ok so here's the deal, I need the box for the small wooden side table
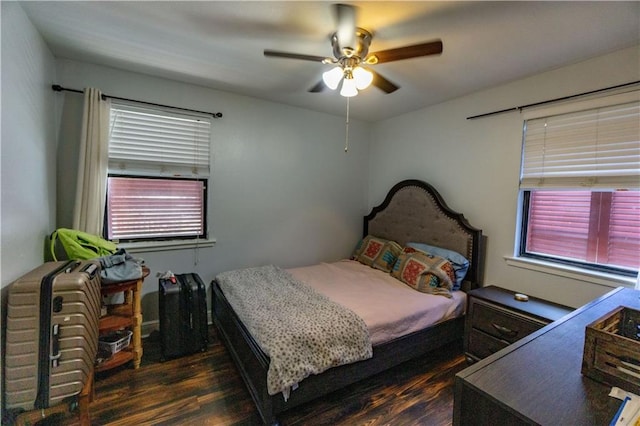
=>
[96,266,149,372]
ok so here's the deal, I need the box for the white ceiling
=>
[20,1,640,122]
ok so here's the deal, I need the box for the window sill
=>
[118,238,216,254]
[504,256,636,289]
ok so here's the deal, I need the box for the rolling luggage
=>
[159,273,208,360]
[4,260,102,412]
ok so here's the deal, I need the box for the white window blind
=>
[108,102,212,177]
[525,191,640,270]
[609,191,640,269]
[521,96,640,190]
[106,177,204,240]
[526,191,592,260]
[105,101,211,241]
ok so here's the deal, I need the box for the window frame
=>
[104,174,208,243]
[104,101,213,245]
[517,190,638,278]
[515,90,640,279]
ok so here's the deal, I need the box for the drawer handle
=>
[492,323,517,338]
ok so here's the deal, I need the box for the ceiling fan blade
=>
[264,50,327,62]
[368,40,443,64]
[371,70,399,94]
[333,3,357,51]
[308,80,326,93]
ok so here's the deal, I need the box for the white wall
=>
[54,59,371,324]
[1,3,58,288]
[369,45,640,308]
[1,2,59,409]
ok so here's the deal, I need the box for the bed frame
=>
[212,179,484,425]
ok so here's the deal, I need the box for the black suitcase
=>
[159,273,208,360]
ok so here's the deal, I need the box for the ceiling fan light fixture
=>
[265,4,443,98]
[340,76,358,97]
[353,66,373,90]
[322,67,344,90]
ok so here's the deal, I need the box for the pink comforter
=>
[288,259,466,346]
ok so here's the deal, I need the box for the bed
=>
[211,179,484,425]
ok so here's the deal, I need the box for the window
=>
[106,176,206,240]
[522,190,640,273]
[106,102,212,242]
[518,92,640,276]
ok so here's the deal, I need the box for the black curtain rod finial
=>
[52,84,84,95]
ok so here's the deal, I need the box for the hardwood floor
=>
[63,326,467,426]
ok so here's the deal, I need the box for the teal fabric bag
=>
[97,249,143,284]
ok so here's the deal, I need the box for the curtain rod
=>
[51,84,223,118]
[466,80,640,120]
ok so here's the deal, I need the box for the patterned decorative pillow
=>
[352,235,402,272]
[391,247,456,298]
[406,242,470,291]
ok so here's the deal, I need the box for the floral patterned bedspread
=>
[216,265,372,397]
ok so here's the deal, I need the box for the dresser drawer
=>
[467,329,509,359]
[471,302,543,344]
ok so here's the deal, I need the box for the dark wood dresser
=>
[454,286,640,426]
[464,285,573,362]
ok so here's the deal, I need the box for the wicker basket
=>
[98,330,133,356]
[582,306,640,394]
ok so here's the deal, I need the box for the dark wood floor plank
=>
[55,326,465,425]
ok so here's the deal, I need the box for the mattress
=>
[288,259,467,346]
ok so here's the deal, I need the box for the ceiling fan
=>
[264,3,443,97]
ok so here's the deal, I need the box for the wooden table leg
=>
[78,371,93,425]
[132,277,143,368]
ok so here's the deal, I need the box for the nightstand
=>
[464,285,573,363]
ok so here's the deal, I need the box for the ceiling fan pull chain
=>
[345,97,350,152]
